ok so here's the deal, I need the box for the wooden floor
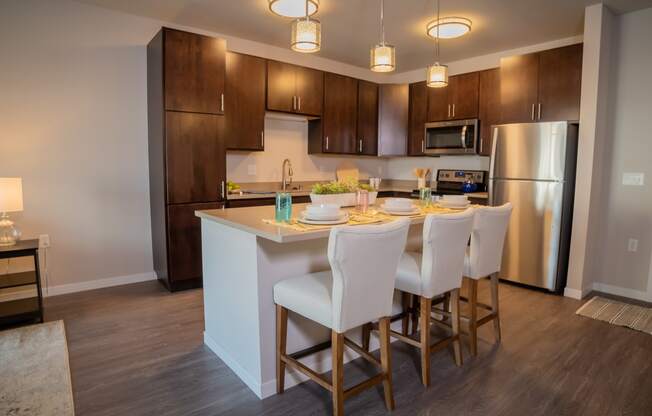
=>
[44,280,652,416]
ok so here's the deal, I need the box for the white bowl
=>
[306,203,340,217]
[302,210,344,221]
[384,198,413,210]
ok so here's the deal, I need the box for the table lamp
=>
[0,178,24,246]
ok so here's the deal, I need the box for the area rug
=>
[0,320,75,415]
[576,296,652,335]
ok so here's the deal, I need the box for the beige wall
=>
[592,7,652,301]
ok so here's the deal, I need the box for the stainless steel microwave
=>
[424,119,478,155]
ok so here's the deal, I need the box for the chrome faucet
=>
[281,158,293,191]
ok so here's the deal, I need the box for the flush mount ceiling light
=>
[426,16,472,39]
[370,0,395,72]
[290,1,321,53]
[426,0,448,88]
[269,0,319,18]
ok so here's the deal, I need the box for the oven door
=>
[424,119,478,155]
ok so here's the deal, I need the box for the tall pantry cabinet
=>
[147,28,227,291]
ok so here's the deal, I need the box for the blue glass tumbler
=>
[275,192,292,223]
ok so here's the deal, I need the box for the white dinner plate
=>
[380,208,421,216]
[298,213,349,225]
[380,204,416,212]
[302,210,345,221]
[439,201,471,209]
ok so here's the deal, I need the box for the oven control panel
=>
[437,169,486,184]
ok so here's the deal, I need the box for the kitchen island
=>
[196,201,430,399]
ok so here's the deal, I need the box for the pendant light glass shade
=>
[426,17,472,39]
[269,0,319,18]
[426,63,448,88]
[291,18,321,53]
[370,43,396,72]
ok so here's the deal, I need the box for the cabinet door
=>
[450,72,479,119]
[267,60,296,113]
[537,44,583,122]
[167,202,222,282]
[164,29,225,114]
[225,52,266,150]
[478,68,501,156]
[357,80,379,155]
[322,73,357,154]
[500,53,539,123]
[408,81,428,155]
[295,66,324,116]
[166,112,225,204]
[427,84,450,121]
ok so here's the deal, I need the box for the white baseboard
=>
[563,287,584,299]
[591,282,651,302]
[44,271,157,297]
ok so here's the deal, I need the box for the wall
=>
[227,115,385,183]
[592,7,652,301]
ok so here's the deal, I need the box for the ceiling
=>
[75,0,652,73]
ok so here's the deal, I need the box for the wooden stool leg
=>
[378,317,395,411]
[276,304,288,394]
[401,292,410,336]
[361,323,371,352]
[441,292,450,322]
[490,273,501,342]
[332,331,344,416]
[419,296,432,387]
[411,294,419,335]
[450,288,463,367]
[468,279,479,356]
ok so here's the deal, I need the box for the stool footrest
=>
[343,373,385,400]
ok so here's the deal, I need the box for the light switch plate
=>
[627,238,638,252]
[622,172,644,186]
[247,164,256,175]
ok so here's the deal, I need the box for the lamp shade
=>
[0,178,23,212]
[370,43,396,72]
[291,18,321,53]
[427,63,449,88]
[269,0,319,18]
[426,17,472,39]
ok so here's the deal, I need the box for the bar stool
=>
[274,220,410,416]
[463,203,513,356]
[372,210,475,387]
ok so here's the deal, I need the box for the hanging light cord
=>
[380,0,385,45]
[435,0,441,62]
[305,0,309,21]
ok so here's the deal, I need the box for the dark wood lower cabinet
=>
[166,202,223,291]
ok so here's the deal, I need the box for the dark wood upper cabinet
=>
[267,61,323,116]
[225,52,266,150]
[537,44,583,121]
[295,66,324,116]
[478,68,501,156]
[408,81,428,156]
[164,28,225,114]
[449,72,479,119]
[427,84,449,122]
[321,73,358,154]
[500,52,539,123]
[167,202,222,282]
[165,112,225,204]
[357,80,379,155]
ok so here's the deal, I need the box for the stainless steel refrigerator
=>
[489,122,578,292]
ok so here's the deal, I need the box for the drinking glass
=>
[357,190,369,214]
[275,192,292,222]
[419,188,432,207]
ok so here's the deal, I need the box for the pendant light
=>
[426,0,448,88]
[370,0,395,72]
[269,0,319,18]
[290,0,321,53]
[427,17,472,39]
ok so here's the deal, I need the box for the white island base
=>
[198,204,423,399]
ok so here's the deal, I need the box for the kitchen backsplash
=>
[226,115,489,184]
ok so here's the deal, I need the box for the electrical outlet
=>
[627,238,638,252]
[622,173,644,186]
[39,234,50,248]
[247,164,256,175]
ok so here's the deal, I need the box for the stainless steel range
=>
[412,169,488,197]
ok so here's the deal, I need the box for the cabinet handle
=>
[292,96,296,111]
[421,140,425,154]
[537,103,542,120]
[448,104,451,118]
[325,136,329,150]
[221,93,225,113]
[480,138,483,154]
[359,139,363,153]
[261,130,264,148]
[221,181,225,199]
[452,104,456,118]
[298,96,301,111]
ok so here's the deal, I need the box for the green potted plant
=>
[310,179,378,206]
